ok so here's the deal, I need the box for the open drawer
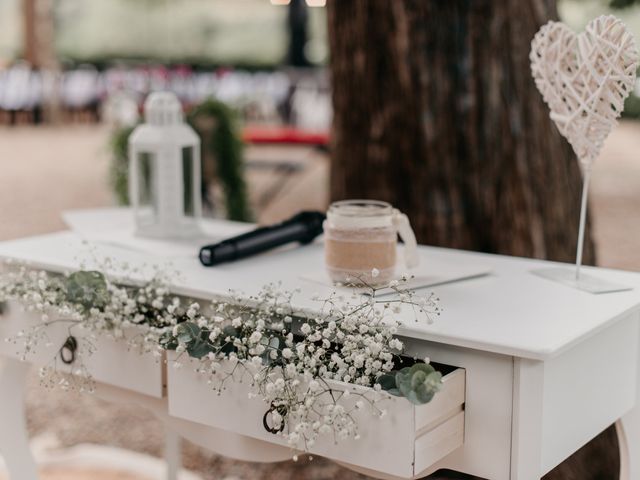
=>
[167,352,465,479]
[0,300,164,398]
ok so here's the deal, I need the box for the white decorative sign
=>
[530,15,639,290]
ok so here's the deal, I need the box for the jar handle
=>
[393,210,419,269]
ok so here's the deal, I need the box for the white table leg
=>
[510,358,544,480]
[619,398,640,480]
[164,425,181,480]
[0,357,38,480]
[616,420,630,480]
[617,312,640,480]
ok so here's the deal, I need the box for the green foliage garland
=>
[188,99,252,222]
[109,125,135,207]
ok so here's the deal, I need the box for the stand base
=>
[532,267,633,294]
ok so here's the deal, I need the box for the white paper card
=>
[300,259,491,296]
[62,208,254,259]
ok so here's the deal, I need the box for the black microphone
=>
[199,211,326,266]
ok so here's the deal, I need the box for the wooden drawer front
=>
[167,353,465,479]
[0,300,164,398]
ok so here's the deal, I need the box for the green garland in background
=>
[109,125,135,207]
[188,100,251,222]
[109,99,252,222]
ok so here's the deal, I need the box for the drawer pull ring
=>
[60,336,78,365]
[263,404,287,434]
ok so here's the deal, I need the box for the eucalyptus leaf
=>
[66,271,109,310]
[187,338,212,359]
[220,325,239,354]
[175,322,201,344]
[395,364,443,406]
[222,325,239,338]
[260,335,283,365]
[378,373,402,397]
[159,331,179,350]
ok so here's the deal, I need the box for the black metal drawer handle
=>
[60,336,77,365]
[263,403,287,434]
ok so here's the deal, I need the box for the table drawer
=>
[167,352,465,479]
[0,300,164,398]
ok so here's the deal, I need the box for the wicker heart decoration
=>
[530,15,638,168]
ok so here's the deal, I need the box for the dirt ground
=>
[590,122,640,270]
[1,121,639,479]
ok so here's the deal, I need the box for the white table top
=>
[2,208,640,361]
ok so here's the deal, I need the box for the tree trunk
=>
[327,0,608,479]
[22,0,38,66]
[327,0,595,264]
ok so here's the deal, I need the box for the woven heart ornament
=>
[530,15,638,169]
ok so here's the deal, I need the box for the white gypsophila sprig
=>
[166,274,441,451]
[1,260,442,452]
[0,259,178,390]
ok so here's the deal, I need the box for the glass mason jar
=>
[324,200,419,286]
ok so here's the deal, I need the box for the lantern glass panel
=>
[136,152,157,225]
[182,146,195,217]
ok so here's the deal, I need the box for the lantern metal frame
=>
[128,92,202,239]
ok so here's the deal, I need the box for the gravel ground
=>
[1,122,640,479]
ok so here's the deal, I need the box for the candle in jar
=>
[324,200,398,285]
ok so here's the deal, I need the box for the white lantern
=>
[128,92,202,238]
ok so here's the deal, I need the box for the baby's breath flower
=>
[0,259,441,453]
[249,331,262,344]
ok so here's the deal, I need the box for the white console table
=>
[2,210,640,480]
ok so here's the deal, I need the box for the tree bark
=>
[22,0,38,66]
[327,1,608,479]
[327,0,595,264]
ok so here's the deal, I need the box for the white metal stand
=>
[532,168,632,294]
[575,168,592,280]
